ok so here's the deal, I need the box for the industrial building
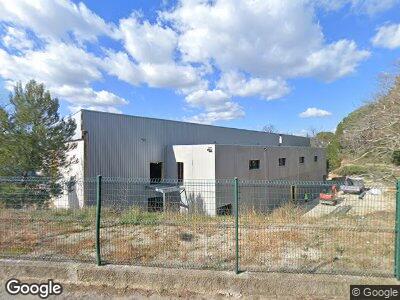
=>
[57,110,326,214]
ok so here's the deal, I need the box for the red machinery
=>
[319,185,338,206]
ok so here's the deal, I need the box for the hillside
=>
[315,75,400,181]
[338,76,399,162]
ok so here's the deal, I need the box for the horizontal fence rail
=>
[0,176,397,277]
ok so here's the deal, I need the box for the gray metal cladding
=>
[80,110,311,178]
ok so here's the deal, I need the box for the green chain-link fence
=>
[0,177,97,263]
[0,176,398,277]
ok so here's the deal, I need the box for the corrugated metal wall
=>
[80,110,311,178]
[215,145,326,181]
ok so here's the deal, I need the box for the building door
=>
[177,162,184,182]
[150,162,162,184]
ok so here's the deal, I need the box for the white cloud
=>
[104,15,206,94]
[103,51,206,91]
[372,23,400,49]
[102,51,142,85]
[0,43,101,87]
[0,43,127,109]
[299,107,332,118]
[185,89,230,109]
[184,89,244,124]
[355,0,399,14]
[0,0,115,42]
[185,104,245,124]
[160,0,368,122]
[217,71,290,100]
[0,0,373,123]
[314,0,399,15]
[0,1,127,113]
[303,40,370,81]
[163,0,368,81]
[118,16,177,64]
[0,42,103,84]
[140,63,205,90]
[1,26,33,51]
[54,86,127,106]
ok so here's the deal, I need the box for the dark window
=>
[150,162,162,184]
[314,155,318,162]
[249,160,260,170]
[177,162,184,182]
[278,158,286,166]
[299,156,305,164]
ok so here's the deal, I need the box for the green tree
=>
[312,132,341,172]
[0,81,76,207]
[0,80,76,177]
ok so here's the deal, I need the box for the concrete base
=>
[0,259,397,299]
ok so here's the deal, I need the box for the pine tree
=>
[0,80,76,207]
[0,80,76,177]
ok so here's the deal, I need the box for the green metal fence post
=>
[395,180,400,279]
[96,175,102,266]
[234,177,239,274]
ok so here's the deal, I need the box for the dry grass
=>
[0,211,92,260]
[105,228,183,264]
[317,229,394,272]
[1,218,46,255]
[0,193,396,275]
[0,221,39,255]
[240,203,306,226]
[242,228,306,261]
[49,237,95,258]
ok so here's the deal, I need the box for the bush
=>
[0,182,50,208]
[392,150,400,166]
[0,179,62,209]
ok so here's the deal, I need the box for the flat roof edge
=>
[81,109,309,140]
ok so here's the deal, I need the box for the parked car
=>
[340,177,365,194]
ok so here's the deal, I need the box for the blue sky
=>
[0,0,400,135]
